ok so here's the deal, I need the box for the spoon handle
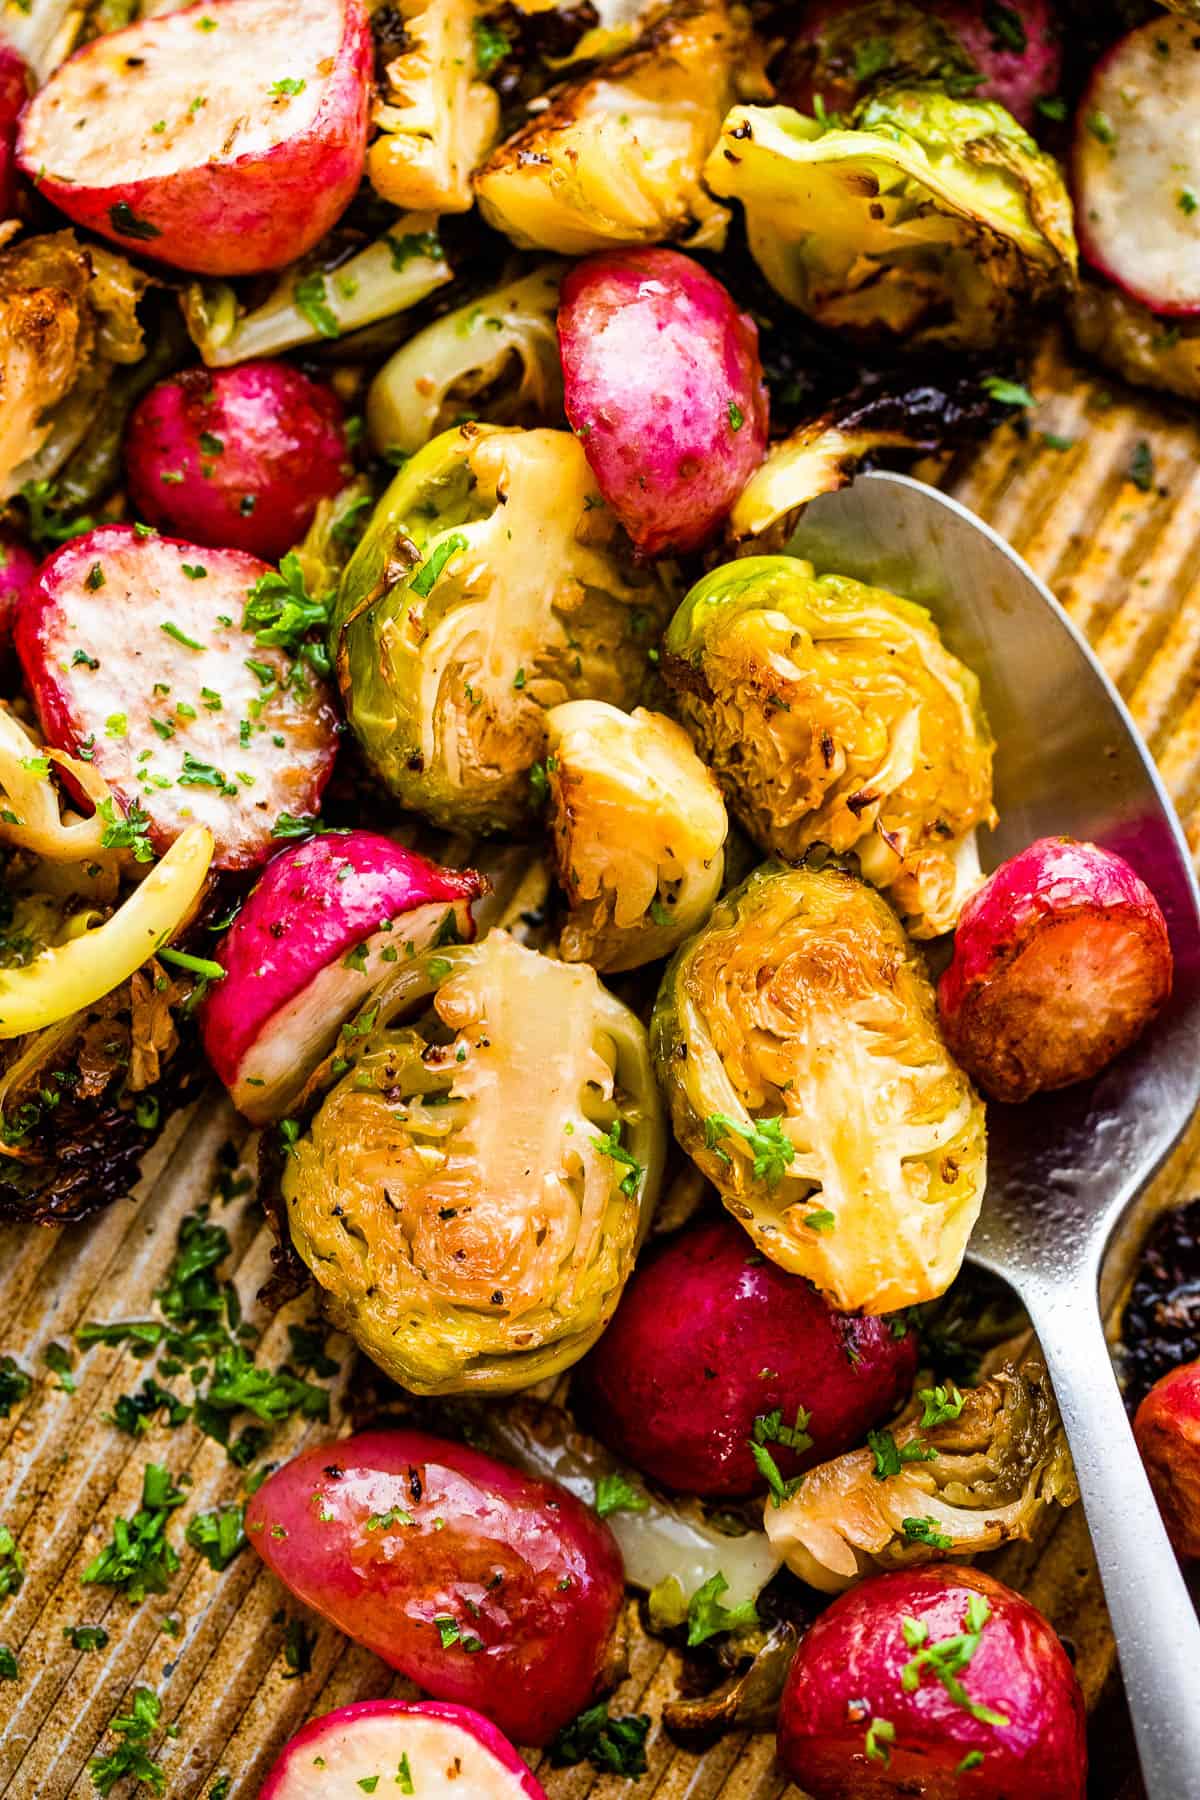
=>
[1023,1280,1200,1800]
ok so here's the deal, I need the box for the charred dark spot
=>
[323,1465,345,1480]
[408,1467,424,1503]
[820,730,835,768]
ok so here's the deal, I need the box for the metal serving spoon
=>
[790,470,1200,1800]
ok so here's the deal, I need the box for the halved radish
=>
[0,47,30,220]
[1073,17,1200,315]
[16,0,371,277]
[260,1701,547,1800]
[0,528,37,662]
[938,836,1173,1102]
[200,831,485,1123]
[15,525,338,872]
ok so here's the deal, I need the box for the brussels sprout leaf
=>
[686,1571,760,1646]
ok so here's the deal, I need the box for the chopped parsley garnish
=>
[918,1383,965,1427]
[85,561,105,591]
[958,1750,985,1773]
[473,14,511,70]
[108,201,161,240]
[804,1207,836,1232]
[243,551,331,675]
[1036,95,1067,122]
[1130,440,1156,493]
[185,1502,247,1571]
[365,1506,416,1531]
[594,1472,648,1518]
[899,1594,1010,1727]
[281,1616,315,1679]
[20,478,95,547]
[686,1570,759,1646]
[549,1703,652,1777]
[72,648,100,669]
[272,811,320,839]
[89,1688,168,1796]
[106,713,128,738]
[157,948,227,982]
[0,1645,15,1679]
[161,621,204,651]
[396,1754,414,1794]
[867,1428,938,1481]
[703,1112,795,1186]
[105,1379,190,1437]
[178,752,237,795]
[43,1341,77,1392]
[854,37,893,81]
[0,1524,24,1598]
[294,270,340,339]
[268,77,306,96]
[182,562,208,580]
[434,1614,460,1648]
[411,532,468,597]
[591,1118,645,1199]
[65,1624,110,1651]
[749,1404,812,1505]
[0,1356,32,1417]
[81,1463,185,1601]
[983,3,1025,52]
[386,230,444,272]
[99,797,156,863]
[1086,109,1116,146]
[728,400,744,432]
[902,1515,953,1550]
[982,376,1035,408]
[864,1717,895,1765]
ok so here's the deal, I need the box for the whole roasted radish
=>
[261,1701,547,1800]
[15,525,339,870]
[17,0,371,276]
[124,362,349,559]
[938,837,1172,1102]
[1135,1360,1200,1560]
[1073,16,1200,315]
[247,1430,625,1745]
[0,46,30,219]
[576,1215,917,1498]
[777,1565,1087,1798]
[557,248,768,556]
[200,831,485,1122]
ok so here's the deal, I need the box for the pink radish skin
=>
[558,248,769,556]
[938,836,1173,1103]
[0,47,30,219]
[16,525,338,871]
[1134,1362,1200,1561]
[1073,18,1200,316]
[247,1430,626,1746]
[260,1701,548,1800]
[200,832,484,1122]
[16,0,371,276]
[0,529,37,660]
[929,1,1060,128]
[577,1215,917,1498]
[778,1566,1087,1798]
[124,362,349,560]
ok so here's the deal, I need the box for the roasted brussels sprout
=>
[650,861,987,1314]
[282,929,665,1393]
[763,1360,1077,1592]
[1071,278,1200,404]
[544,701,727,972]
[663,555,995,938]
[367,0,500,213]
[474,0,736,254]
[366,265,564,460]
[329,423,675,833]
[703,90,1077,349]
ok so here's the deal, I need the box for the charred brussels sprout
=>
[650,861,986,1314]
[763,1360,1077,1592]
[703,90,1076,349]
[330,423,674,833]
[474,0,736,254]
[366,265,564,460]
[367,0,501,213]
[544,701,728,972]
[282,930,665,1392]
[663,555,995,938]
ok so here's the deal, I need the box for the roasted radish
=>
[777,1566,1087,1798]
[1073,17,1200,315]
[199,831,484,1123]
[260,1701,547,1800]
[0,47,30,220]
[557,248,769,556]
[938,837,1173,1102]
[124,361,349,559]
[16,0,372,276]
[247,1430,626,1745]
[576,1215,917,1499]
[15,526,339,871]
[0,528,36,660]
[1134,1360,1200,1560]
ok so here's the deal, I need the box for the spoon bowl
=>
[790,469,1200,1800]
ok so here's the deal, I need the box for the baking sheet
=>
[2,321,1199,1797]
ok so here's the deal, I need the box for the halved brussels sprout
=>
[367,0,500,212]
[764,1360,1077,1592]
[663,555,995,938]
[329,423,674,833]
[282,929,665,1393]
[474,0,736,254]
[366,265,565,460]
[544,700,728,972]
[703,90,1077,348]
[650,860,986,1314]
